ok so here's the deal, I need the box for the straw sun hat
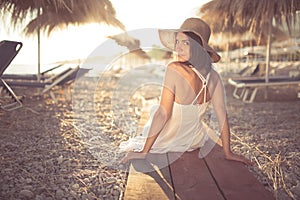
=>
[159,17,221,63]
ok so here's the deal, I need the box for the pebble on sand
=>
[19,189,34,199]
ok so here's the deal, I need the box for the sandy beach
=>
[1,0,299,199]
[0,66,300,200]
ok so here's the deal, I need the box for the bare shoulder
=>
[165,62,187,76]
[209,67,222,82]
[167,62,185,71]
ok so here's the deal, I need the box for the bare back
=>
[166,62,211,105]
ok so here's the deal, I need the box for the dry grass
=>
[232,132,297,200]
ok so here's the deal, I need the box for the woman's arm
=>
[219,114,253,165]
[211,72,253,165]
[210,74,231,155]
[141,84,175,152]
[142,64,176,152]
[120,65,176,163]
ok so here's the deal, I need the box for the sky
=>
[1,0,209,74]
[110,0,208,30]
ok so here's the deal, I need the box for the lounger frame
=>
[228,76,300,103]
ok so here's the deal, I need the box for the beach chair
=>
[2,66,90,103]
[0,40,24,111]
[228,76,300,103]
[1,63,65,81]
[237,63,263,77]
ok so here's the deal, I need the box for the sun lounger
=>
[2,66,90,102]
[1,40,91,108]
[228,76,300,103]
[0,40,24,111]
[1,63,65,81]
[237,64,263,77]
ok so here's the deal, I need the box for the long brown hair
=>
[179,32,212,75]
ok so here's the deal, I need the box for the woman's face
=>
[175,32,191,62]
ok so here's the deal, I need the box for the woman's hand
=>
[225,151,254,166]
[120,151,147,164]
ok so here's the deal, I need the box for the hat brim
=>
[158,29,221,63]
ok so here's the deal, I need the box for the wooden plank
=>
[124,153,175,200]
[168,150,225,200]
[204,145,275,200]
[124,142,275,200]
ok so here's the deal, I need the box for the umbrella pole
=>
[264,14,273,100]
[265,22,272,83]
[265,3,274,84]
[37,8,41,82]
[38,27,41,82]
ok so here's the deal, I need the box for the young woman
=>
[120,18,252,165]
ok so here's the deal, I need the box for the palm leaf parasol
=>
[0,0,125,80]
[108,33,150,61]
[198,0,300,82]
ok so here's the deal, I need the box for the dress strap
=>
[191,68,210,105]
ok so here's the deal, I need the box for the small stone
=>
[57,155,64,164]
[112,189,120,196]
[72,183,80,190]
[83,178,89,184]
[55,189,64,199]
[23,185,34,191]
[276,188,290,200]
[34,194,44,200]
[69,190,77,197]
[291,183,300,197]
[19,189,34,199]
[81,193,88,199]
[103,194,113,199]
[113,185,119,190]
[98,187,106,195]
[2,184,9,191]
[106,178,116,184]
[87,192,96,200]
[25,178,32,184]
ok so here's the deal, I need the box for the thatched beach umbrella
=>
[199,0,300,82]
[108,33,140,51]
[0,0,125,80]
[200,0,248,35]
[200,14,287,51]
[108,33,150,66]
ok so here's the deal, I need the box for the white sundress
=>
[119,68,212,153]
